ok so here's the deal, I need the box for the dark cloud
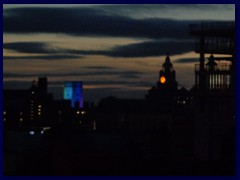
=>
[3,70,144,78]
[3,7,195,39]
[82,70,143,77]
[4,40,194,58]
[81,66,143,79]
[3,80,33,90]
[94,4,235,21]
[3,42,82,60]
[106,40,194,57]
[3,55,82,60]
[4,5,232,58]
[3,79,149,87]
[97,4,234,13]
[83,66,117,70]
[175,58,199,63]
[119,74,141,79]
[3,42,56,54]
[67,40,195,57]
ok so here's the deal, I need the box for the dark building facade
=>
[189,22,235,164]
[146,55,178,109]
[4,78,53,128]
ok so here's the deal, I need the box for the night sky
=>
[3,4,235,103]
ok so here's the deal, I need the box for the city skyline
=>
[3,4,235,103]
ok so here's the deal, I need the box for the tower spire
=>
[163,53,173,72]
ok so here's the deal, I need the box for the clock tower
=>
[146,54,178,104]
[157,54,178,91]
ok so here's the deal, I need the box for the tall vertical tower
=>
[189,22,235,162]
[157,55,178,91]
[38,77,48,96]
[73,82,83,108]
[146,54,178,104]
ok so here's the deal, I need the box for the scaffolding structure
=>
[189,21,235,91]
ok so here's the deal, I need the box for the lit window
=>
[4,118,6,122]
[20,118,23,122]
[43,127,51,131]
[4,111,6,115]
[81,111,86,115]
[29,131,35,135]
[32,91,35,94]
[76,111,80,115]
[38,105,42,108]
[38,112,41,115]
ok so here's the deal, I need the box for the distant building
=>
[38,77,48,95]
[4,77,54,128]
[63,82,83,108]
[3,89,29,128]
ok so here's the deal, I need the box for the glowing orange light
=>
[160,76,166,84]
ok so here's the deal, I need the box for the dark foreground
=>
[3,125,235,176]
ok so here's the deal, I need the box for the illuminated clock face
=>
[160,76,166,84]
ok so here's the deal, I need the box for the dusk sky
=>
[3,4,235,103]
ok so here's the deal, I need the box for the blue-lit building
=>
[64,82,83,108]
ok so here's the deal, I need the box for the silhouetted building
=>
[146,54,178,108]
[26,79,54,127]
[158,54,178,90]
[175,87,193,106]
[3,90,29,128]
[194,54,233,91]
[4,77,54,128]
[64,82,83,108]
[190,22,235,163]
[189,21,235,91]
[38,77,48,96]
